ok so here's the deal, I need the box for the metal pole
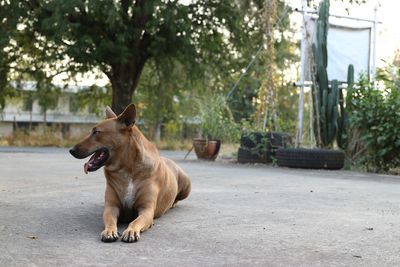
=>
[309,84,313,144]
[295,0,308,148]
[262,105,268,131]
[372,5,378,88]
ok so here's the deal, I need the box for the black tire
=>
[268,132,292,148]
[240,132,264,149]
[240,132,292,149]
[237,147,273,163]
[237,147,263,163]
[276,148,345,170]
[238,147,272,163]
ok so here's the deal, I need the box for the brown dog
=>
[69,104,191,242]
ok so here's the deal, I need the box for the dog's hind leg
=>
[162,157,191,204]
[175,169,191,202]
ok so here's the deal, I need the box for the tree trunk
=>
[43,109,47,123]
[154,122,161,141]
[29,110,33,131]
[109,61,146,115]
[111,81,134,115]
[42,109,47,132]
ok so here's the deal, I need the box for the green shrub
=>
[348,79,400,172]
[196,94,240,142]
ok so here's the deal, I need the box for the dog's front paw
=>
[101,228,120,242]
[121,228,140,243]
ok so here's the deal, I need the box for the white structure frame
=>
[295,1,381,147]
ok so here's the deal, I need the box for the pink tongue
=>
[84,162,89,174]
[83,151,101,174]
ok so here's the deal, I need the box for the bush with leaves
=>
[196,94,240,142]
[348,78,400,172]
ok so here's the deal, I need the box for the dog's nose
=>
[69,147,87,159]
[69,148,76,156]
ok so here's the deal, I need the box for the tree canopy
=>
[0,0,301,139]
[1,0,257,114]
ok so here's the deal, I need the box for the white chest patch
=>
[123,180,136,209]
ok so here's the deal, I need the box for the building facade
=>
[0,82,102,137]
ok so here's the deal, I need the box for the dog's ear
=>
[105,106,117,119]
[117,103,136,128]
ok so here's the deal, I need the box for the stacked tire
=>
[237,132,292,164]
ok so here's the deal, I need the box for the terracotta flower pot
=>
[193,138,221,161]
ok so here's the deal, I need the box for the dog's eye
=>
[92,130,99,136]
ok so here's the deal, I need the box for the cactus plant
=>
[337,64,354,149]
[312,0,339,148]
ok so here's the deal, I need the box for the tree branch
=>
[138,31,152,61]
[121,0,130,15]
[27,0,40,9]
[132,0,154,39]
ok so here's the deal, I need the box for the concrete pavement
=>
[1,147,400,266]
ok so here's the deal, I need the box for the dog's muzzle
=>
[70,147,110,174]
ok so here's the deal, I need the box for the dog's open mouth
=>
[84,148,109,174]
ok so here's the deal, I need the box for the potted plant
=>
[193,94,239,160]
